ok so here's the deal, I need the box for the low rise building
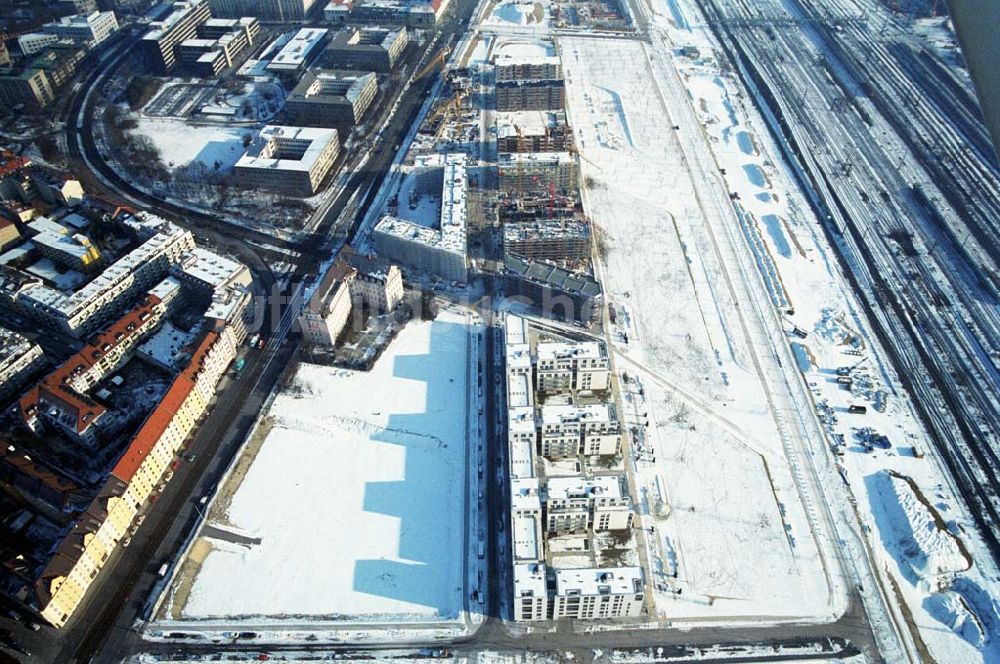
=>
[373,152,467,283]
[503,219,591,262]
[0,326,44,402]
[265,28,329,78]
[234,125,340,196]
[286,69,378,126]
[325,26,407,73]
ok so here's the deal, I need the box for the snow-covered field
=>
[560,35,838,623]
[639,0,1000,660]
[161,313,471,623]
[134,118,249,171]
[486,0,549,27]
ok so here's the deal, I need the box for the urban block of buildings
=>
[299,245,403,347]
[325,26,408,73]
[323,0,447,27]
[373,152,468,283]
[504,314,644,622]
[209,0,317,20]
[286,69,378,127]
[0,208,251,628]
[0,45,86,110]
[234,125,340,196]
[0,156,85,210]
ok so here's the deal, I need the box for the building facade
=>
[140,0,213,73]
[286,69,378,126]
[0,327,44,402]
[325,26,407,72]
[209,0,317,20]
[234,125,340,196]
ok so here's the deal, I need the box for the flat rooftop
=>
[514,562,548,598]
[540,402,616,426]
[537,340,605,362]
[496,110,566,139]
[236,125,339,173]
[290,69,376,104]
[267,28,328,70]
[506,366,532,407]
[554,566,643,596]
[546,475,627,502]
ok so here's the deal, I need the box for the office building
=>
[373,152,467,283]
[140,0,213,73]
[209,0,317,20]
[326,26,407,72]
[0,68,54,109]
[41,11,120,47]
[177,17,260,76]
[266,28,329,78]
[286,69,377,126]
[234,125,340,196]
[324,0,446,28]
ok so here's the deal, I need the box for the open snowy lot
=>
[134,118,250,171]
[159,312,471,623]
[560,35,842,623]
[637,0,1000,660]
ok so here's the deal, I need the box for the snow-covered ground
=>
[560,35,839,624]
[160,313,472,624]
[486,0,549,27]
[635,0,1000,660]
[134,118,250,171]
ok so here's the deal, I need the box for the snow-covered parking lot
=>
[158,313,473,625]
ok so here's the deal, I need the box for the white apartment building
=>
[374,153,468,283]
[18,34,60,56]
[539,403,621,457]
[536,341,610,393]
[0,326,43,401]
[170,246,253,300]
[513,562,548,622]
[545,476,633,533]
[551,567,644,619]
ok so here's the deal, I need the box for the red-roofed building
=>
[17,295,166,446]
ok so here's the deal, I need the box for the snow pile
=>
[489,1,546,26]
[924,591,986,649]
[868,471,969,587]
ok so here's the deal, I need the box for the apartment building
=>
[494,55,561,82]
[498,151,578,194]
[551,568,644,619]
[326,26,407,72]
[209,0,316,20]
[18,294,166,446]
[0,218,20,251]
[0,327,43,402]
[37,324,239,627]
[26,217,102,272]
[503,219,591,262]
[374,152,468,283]
[539,403,621,457]
[286,69,378,126]
[502,254,602,326]
[496,110,571,153]
[299,247,403,347]
[536,341,610,393]
[140,0,213,73]
[170,246,253,301]
[544,476,633,532]
[235,125,340,196]
[9,220,195,337]
[496,79,565,112]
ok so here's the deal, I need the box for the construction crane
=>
[414,44,453,81]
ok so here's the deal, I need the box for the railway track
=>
[693,0,1000,567]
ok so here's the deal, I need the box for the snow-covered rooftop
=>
[553,567,643,596]
[513,515,542,562]
[546,475,626,502]
[236,125,339,174]
[536,340,605,362]
[514,562,547,598]
[540,402,616,427]
[266,28,328,71]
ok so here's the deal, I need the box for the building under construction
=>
[503,219,592,262]
[498,152,578,196]
[497,110,572,153]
